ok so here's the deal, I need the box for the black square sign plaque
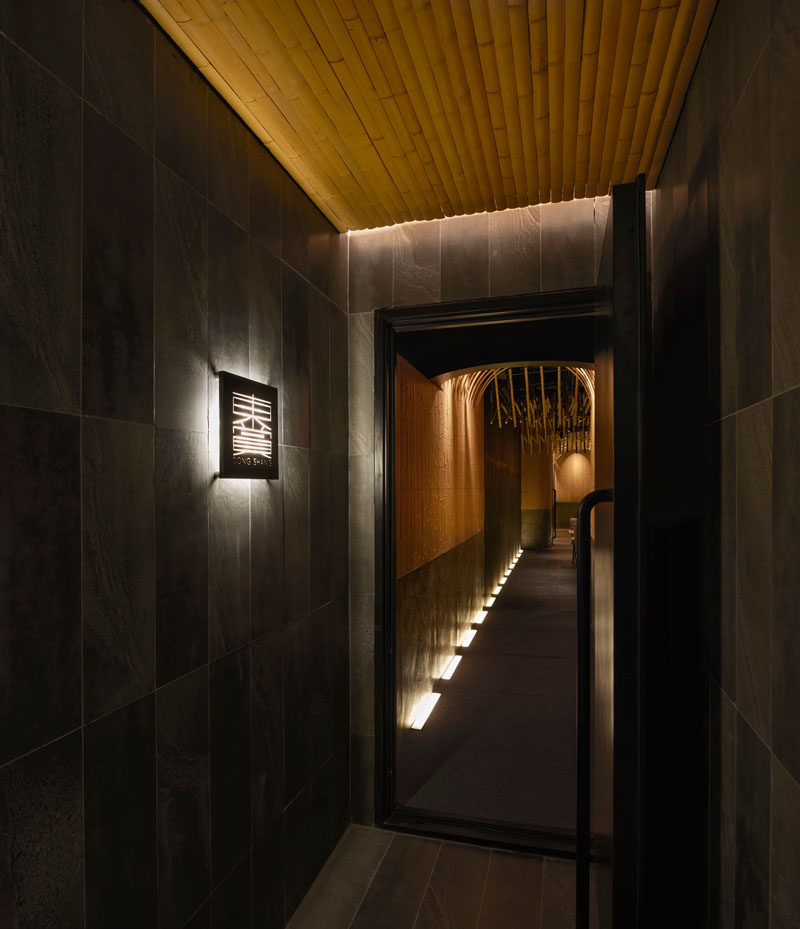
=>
[218,371,279,479]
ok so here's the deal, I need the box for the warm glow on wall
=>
[555,451,593,503]
[395,356,484,578]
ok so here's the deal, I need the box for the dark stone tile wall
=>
[555,501,580,529]
[521,509,552,550]
[650,1,800,923]
[0,3,348,927]
[0,37,82,415]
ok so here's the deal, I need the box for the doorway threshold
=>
[384,806,576,859]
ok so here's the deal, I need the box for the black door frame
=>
[373,286,603,854]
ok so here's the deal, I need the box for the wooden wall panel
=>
[521,448,553,509]
[554,450,593,502]
[483,400,521,596]
[395,355,484,578]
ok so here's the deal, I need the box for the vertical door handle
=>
[576,488,613,928]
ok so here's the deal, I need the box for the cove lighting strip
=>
[410,692,441,730]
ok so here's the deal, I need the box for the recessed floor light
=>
[460,628,477,647]
[410,692,441,730]
[441,656,462,680]
[485,596,496,608]
[474,610,488,624]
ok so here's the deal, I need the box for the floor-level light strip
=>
[418,579,502,727]
[413,548,527,730]
[410,692,441,730]
[441,655,462,680]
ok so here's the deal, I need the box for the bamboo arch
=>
[435,363,595,455]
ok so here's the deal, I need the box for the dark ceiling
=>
[396,312,595,381]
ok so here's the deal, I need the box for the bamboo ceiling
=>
[142,0,717,231]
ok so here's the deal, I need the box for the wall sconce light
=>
[218,371,279,479]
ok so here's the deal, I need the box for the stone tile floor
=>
[286,824,595,929]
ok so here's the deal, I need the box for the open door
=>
[577,178,648,927]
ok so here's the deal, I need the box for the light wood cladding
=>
[554,450,593,502]
[395,356,484,578]
[140,0,717,230]
[521,449,553,509]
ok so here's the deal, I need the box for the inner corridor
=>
[396,533,577,833]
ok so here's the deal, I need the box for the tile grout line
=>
[408,840,443,929]
[343,832,396,929]
[152,19,159,928]
[538,858,546,929]
[80,1,87,924]
[473,849,492,929]
[768,754,774,927]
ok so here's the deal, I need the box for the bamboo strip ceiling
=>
[142,0,717,230]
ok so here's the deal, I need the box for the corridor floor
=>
[286,825,580,929]
[397,533,577,831]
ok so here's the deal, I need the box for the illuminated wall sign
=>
[219,371,279,479]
